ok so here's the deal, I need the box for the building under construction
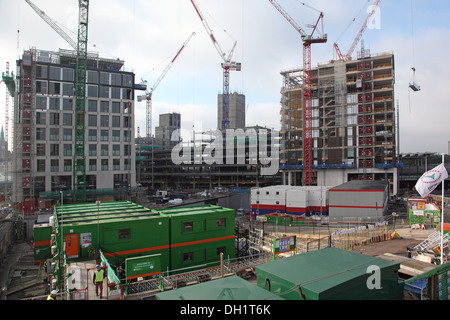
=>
[279,48,398,194]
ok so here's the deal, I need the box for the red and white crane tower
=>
[268,0,327,186]
[138,32,196,137]
[190,0,241,131]
[333,0,382,60]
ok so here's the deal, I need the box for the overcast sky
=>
[0,0,449,155]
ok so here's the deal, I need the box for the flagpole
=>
[441,153,445,265]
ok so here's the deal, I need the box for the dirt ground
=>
[351,227,434,257]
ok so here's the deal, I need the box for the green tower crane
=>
[26,0,89,203]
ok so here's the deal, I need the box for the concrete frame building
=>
[155,112,181,148]
[12,48,137,208]
[279,50,398,194]
[218,92,246,130]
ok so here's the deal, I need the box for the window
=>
[112,144,120,156]
[36,65,48,78]
[112,130,120,142]
[89,144,97,156]
[63,113,72,126]
[50,144,59,156]
[63,128,72,141]
[50,159,59,172]
[99,86,109,98]
[88,115,97,127]
[36,80,48,94]
[36,96,47,110]
[100,101,109,113]
[124,144,131,156]
[64,159,72,172]
[87,70,98,84]
[123,116,131,128]
[101,145,108,156]
[118,229,130,240]
[112,102,120,113]
[37,159,46,172]
[101,159,108,171]
[183,222,193,232]
[49,82,61,95]
[87,85,98,98]
[62,98,73,110]
[88,129,97,141]
[113,159,120,171]
[111,73,121,86]
[112,116,120,127]
[49,97,60,110]
[217,218,225,228]
[183,252,193,262]
[123,131,131,142]
[63,144,72,156]
[62,68,74,81]
[36,144,45,156]
[88,100,97,112]
[36,112,46,125]
[100,115,109,127]
[124,159,131,170]
[111,87,120,99]
[62,83,74,96]
[50,128,59,141]
[217,247,226,256]
[49,113,59,125]
[89,159,97,171]
[122,74,132,87]
[49,66,61,80]
[100,72,110,85]
[100,130,109,141]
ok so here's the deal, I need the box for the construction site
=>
[1,0,450,303]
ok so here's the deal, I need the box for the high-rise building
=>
[13,48,137,206]
[218,92,246,130]
[155,112,181,148]
[279,51,398,194]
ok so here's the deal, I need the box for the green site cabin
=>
[152,205,235,273]
[255,247,404,300]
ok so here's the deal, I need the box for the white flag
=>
[415,163,448,198]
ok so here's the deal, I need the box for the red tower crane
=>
[268,0,327,186]
[333,0,381,60]
[138,32,196,137]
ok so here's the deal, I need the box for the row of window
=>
[36,65,133,88]
[35,97,133,114]
[37,158,132,172]
[35,143,132,157]
[182,218,226,232]
[36,113,132,128]
[34,127,132,142]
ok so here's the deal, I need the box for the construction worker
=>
[47,290,57,300]
[93,264,105,299]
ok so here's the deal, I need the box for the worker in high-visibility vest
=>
[93,264,105,299]
[47,290,57,300]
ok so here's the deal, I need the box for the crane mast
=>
[26,0,90,203]
[190,0,241,131]
[268,0,326,186]
[139,32,196,138]
[73,0,89,203]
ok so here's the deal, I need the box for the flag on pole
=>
[415,163,448,198]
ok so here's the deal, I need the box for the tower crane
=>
[190,0,241,131]
[26,0,90,203]
[138,32,196,138]
[268,0,327,186]
[333,0,381,60]
[25,0,78,50]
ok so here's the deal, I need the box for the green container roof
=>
[153,205,234,217]
[54,201,160,227]
[155,275,284,300]
[256,247,400,297]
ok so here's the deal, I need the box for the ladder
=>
[414,231,450,252]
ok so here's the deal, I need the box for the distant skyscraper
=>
[155,112,181,148]
[218,92,245,130]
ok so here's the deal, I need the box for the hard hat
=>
[96,264,100,268]
[51,290,57,295]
